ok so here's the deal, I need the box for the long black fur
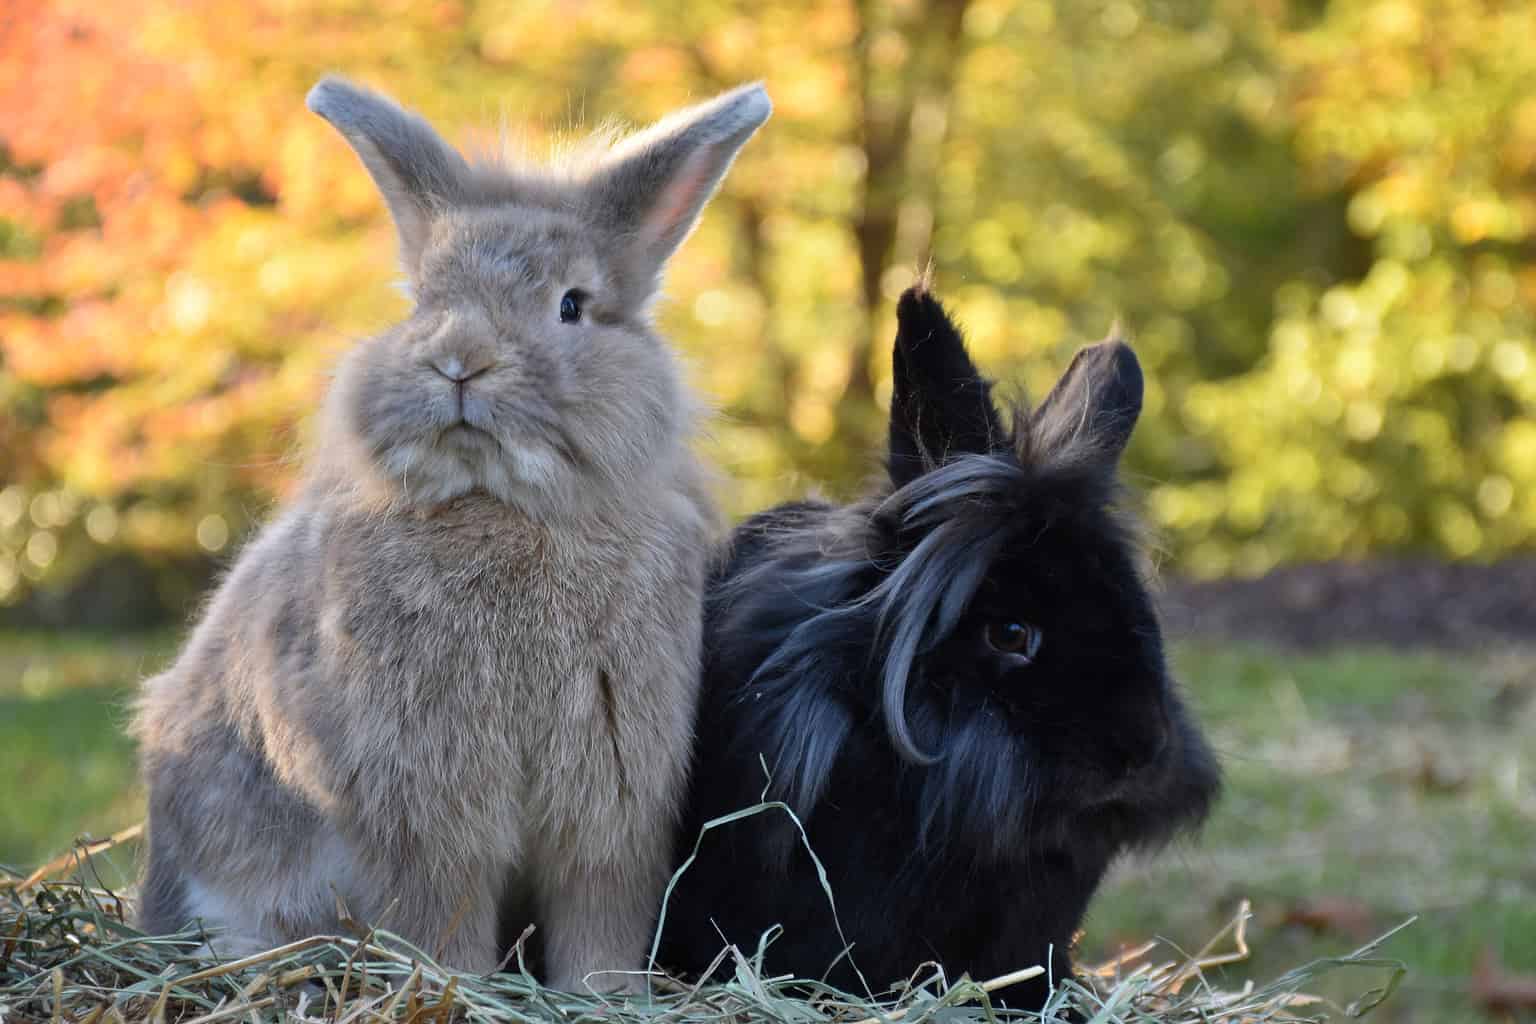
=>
[656,287,1221,1008]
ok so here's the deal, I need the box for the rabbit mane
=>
[713,420,1147,848]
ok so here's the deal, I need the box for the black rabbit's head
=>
[883,286,1219,857]
[724,286,1218,865]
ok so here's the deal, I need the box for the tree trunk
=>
[847,0,972,412]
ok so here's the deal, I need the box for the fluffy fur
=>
[132,76,770,989]
[657,287,1221,1007]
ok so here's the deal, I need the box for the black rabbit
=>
[656,286,1221,1009]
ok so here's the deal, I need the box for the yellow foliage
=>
[2,0,1535,609]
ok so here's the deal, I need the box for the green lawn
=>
[1091,645,1536,1023]
[1,631,1531,1021]
[0,631,173,871]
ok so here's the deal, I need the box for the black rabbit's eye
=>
[986,620,1042,661]
[559,289,584,324]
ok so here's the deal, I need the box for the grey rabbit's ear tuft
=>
[1030,330,1144,472]
[307,75,471,283]
[585,83,771,297]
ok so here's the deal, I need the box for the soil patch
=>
[1162,558,1536,650]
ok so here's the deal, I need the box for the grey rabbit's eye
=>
[559,289,584,324]
[985,620,1042,662]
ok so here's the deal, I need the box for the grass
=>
[1091,644,1536,1023]
[0,632,172,868]
[2,630,1532,1021]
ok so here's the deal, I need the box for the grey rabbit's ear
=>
[307,76,471,283]
[1030,331,1144,472]
[586,83,771,297]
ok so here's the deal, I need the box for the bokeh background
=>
[1,1,1533,1021]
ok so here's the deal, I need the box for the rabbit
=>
[655,285,1221,1008]
[130,75,770,989]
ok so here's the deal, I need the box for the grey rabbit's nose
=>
[430,355,493,383]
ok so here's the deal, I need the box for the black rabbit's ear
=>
[888,286,1006,488]
[1030,330,1143,472]
[307,76,472,284]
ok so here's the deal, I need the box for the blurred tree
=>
[0,0,1533,619]
[1154,0,1536,575]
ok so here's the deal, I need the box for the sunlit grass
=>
[1094,642,1536,1023]
[0,631,173,867]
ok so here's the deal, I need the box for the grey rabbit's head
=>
[305,77,770,513]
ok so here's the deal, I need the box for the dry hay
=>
[0,825,1409,1024]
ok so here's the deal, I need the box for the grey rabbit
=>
[131,75,770,989]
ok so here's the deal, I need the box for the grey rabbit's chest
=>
[316,501,639,693]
